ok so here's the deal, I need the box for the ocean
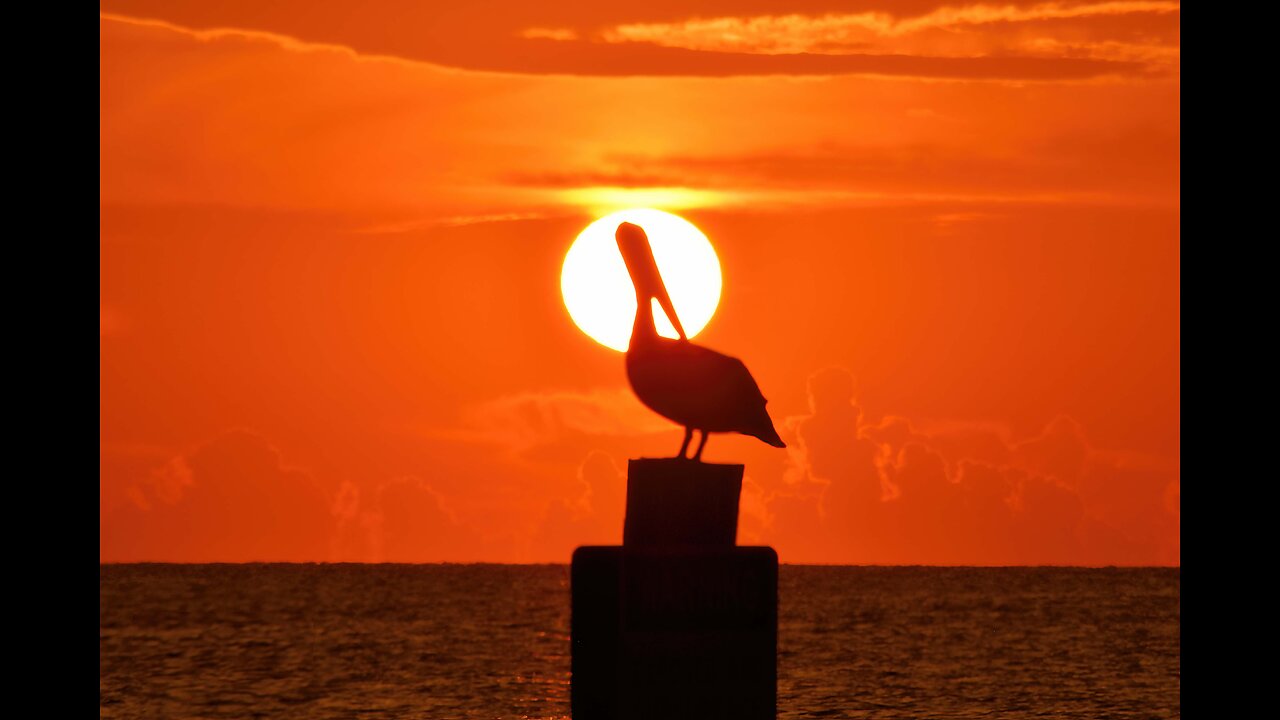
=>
[100,565,1179,719]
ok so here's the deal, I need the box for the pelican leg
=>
[677,427,693,459]
[693,430,709,462]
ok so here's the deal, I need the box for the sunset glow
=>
[100,1,1179,566]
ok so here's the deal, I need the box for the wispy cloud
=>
[520,27,578,42]
[101,430,335,562]
[505,136,1179,209]
[766,367,1180,564]
[102,5,1151,80]
[448,387,674,453]
[589,1,1179,68]
[349,211,554,235]
[102,13,380,64]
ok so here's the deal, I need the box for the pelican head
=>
[616,222,687,342]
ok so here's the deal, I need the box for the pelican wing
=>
[626,338,784,446]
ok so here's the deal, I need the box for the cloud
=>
[504,134,1179,207]
[520,27,579,42]
[100,442,173,517]
[530,451,627,557]
[101,2,1153,80]
[101,12,1177,220]
[455,387,673,455]
[763,367,1178,564]
[504,170,685,190]
[101,430,334,562]
[597,2,1179,65]
[1011,415,1090,486]
[443,367,1177,565]
[350,211,555,235]
[355,477,487,562]
[102,431,497,563]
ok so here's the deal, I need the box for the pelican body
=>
[616,222,785,461]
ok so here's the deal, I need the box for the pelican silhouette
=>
[616,221,786,461]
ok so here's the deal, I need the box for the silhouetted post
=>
[623,458,741,546]
[572,458,778,720]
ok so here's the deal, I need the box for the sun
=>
[561,208,722,352]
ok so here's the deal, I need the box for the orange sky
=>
[100,1,1179,564]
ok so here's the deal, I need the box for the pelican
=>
[616,221,786,461]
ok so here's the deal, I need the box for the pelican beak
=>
[616,222,687,340]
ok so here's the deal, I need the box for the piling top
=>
[623,458,744,548]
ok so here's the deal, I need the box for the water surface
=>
[100,564,1179,719]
